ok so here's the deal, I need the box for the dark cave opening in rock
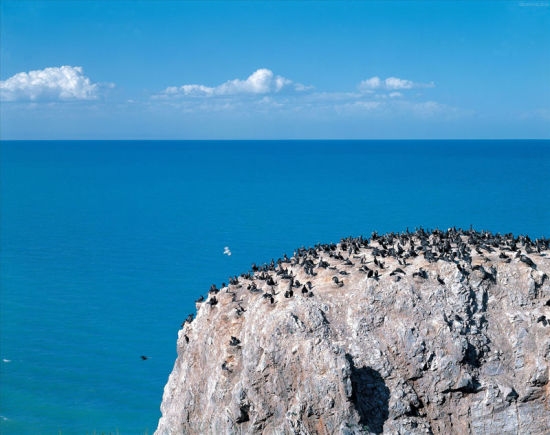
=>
[346,354,390,434]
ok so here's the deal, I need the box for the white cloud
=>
[385,77,414,90]
[155,68,310,99]
[359,76,382,90]
[358,76,434,92]
[0,66,108,102]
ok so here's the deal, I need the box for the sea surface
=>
[1,140,549,434]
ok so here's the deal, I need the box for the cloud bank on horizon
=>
[1,65,467,125]
[0,65,545,139]
[0,66,111,102]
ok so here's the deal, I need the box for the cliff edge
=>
[156,229,550,434]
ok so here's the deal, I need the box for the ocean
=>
[1,140,549,434]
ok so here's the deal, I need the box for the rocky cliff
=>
[156,229,550,434]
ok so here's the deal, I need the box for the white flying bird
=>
[223,246,232,256]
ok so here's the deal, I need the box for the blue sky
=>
[1,0,549,139]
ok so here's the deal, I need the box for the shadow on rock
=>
[346,354,390,434]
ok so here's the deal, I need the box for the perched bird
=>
[262,293,275,304]
[520,255,536,269]
[390,267,405,276]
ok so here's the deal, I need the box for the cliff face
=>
[156,230,550,434]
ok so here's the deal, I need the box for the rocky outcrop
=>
[156,229,550,434]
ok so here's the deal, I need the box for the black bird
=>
[180,314,194,328]
[413,268,428,279]
[252,284,264,293]
[229,336,241,346]
[390,267,405,276]
[262,293,274,304]
[140,355,150,360]
[332,275,344,287]
[318,259,330,268]
[520,255,536,269]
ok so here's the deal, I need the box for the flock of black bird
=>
[164,228,550,371]
[175,228,549,334]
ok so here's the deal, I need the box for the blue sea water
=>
[0,140,549,434]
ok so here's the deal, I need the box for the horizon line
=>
[2,138,550,142]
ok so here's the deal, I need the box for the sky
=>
[1,0,549,139]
